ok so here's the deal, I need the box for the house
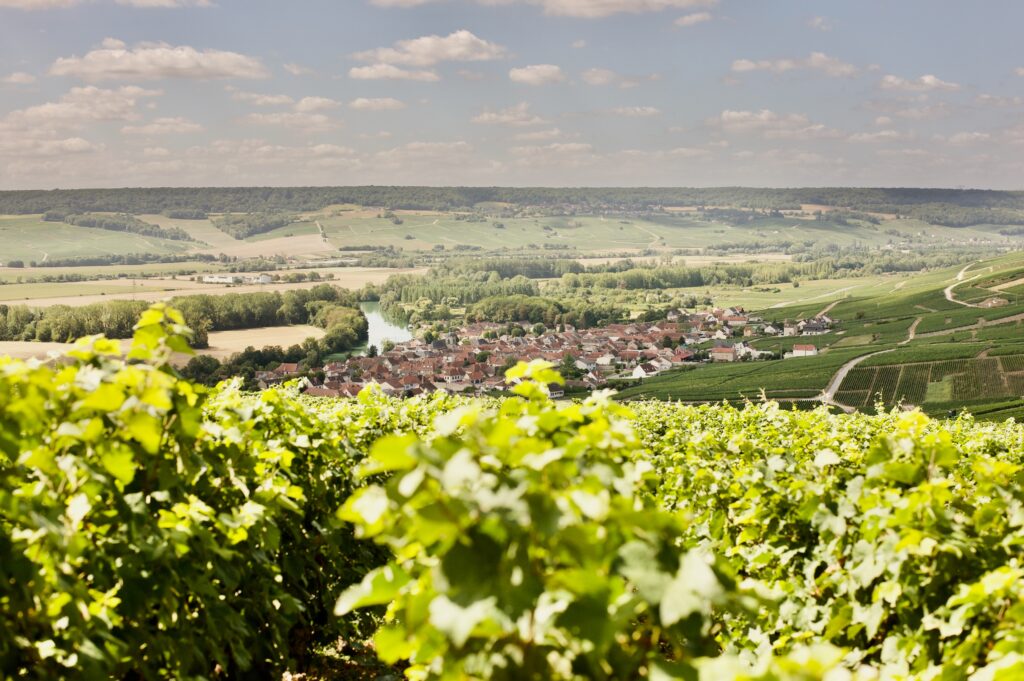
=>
[672,348,695,363]
[632,362,661,379]
[783,323,799,337]
[710,344,738,362]
[800,320,830,335]
[789,344,819,358]
[243,273,273,285]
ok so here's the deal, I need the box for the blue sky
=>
[1,0,1023,189]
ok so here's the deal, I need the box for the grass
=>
[0,281,176,302]
[0,215,193,263]
[615,347,875,402]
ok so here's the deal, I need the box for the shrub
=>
[0,305,382,678]
[335,361,745,679]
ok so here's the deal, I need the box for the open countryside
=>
[6,1,1024,679]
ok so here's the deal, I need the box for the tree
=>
[367,344,378,358]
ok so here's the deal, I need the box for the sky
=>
[1,0,1023,189]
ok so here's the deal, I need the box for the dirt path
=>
[992,275,1024,292]
[820,349,896,413]
[944,274,983,308]
[898,317,922,346]
[916,311,1024,338]
[770,285,857,309]
[817,299,842,318]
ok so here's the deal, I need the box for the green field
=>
[615,347,876,402]
[0,215,195,263]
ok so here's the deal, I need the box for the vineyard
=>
[836,355,1024,409]
[3,306,1024,679]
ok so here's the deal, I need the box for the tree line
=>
[212,213,295,239]
[2,186,1023,226]
[43,211,194,241]
[0,284,363,347]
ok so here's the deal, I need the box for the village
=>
[256,306,838,398]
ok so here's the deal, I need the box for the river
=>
[358,301,412,354]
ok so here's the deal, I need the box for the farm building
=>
[788,344,819,358]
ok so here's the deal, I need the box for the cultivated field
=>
[0,266,425,307]
[0,215,193,263]
[0,325,326,364]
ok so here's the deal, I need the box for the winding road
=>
[944,261,986,308]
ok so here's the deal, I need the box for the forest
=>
[42,211,194,241]
[0,284,364,348]
[2,186,1023,227]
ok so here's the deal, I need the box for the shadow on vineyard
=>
[3,305,1024,679]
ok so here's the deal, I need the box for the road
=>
[818,349,895,413]
[898,317,922,346]
[944,261,987,308]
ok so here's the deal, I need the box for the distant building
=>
[710,344,738,362]
[202,275,242,285]
[789,344,819,358]
[632,362,661,379]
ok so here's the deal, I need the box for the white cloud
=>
[294,96,340,113]
[975,94,1024,107]
[4,85,160,128]
[472,102,547,126]
[711,109,841,140]
[350,97,406,111]
[371,0,718,19]
[571,39,587,48]
[116,0,213,6]
[674,11,711,27]
[509,142,596,169]
[372,141,481,175]
[807,16,833,31]
[874,116,893,126]
[142,146,170,157]
[0,0,79,7]
[582,68,616,85]
[122,116,203,134]
[509,64,565,85]
[943,131,991,145]
[348,64,440,81]
[610,106,661,117]
[50,39,268,81]
[353,29,505,67]
[848,129,907,143]
[242,112,339,132]
[880,74,960,92]
[667,146,712,158]
[283,62,312,76]
[514,128,564,141]
[2,71,37,84]
[732,52,856,78]
[0,135,100,156]
[581,67,658,88]
[0,0,210,7]
[1015,67,1024,77]
[231,90,294,106]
